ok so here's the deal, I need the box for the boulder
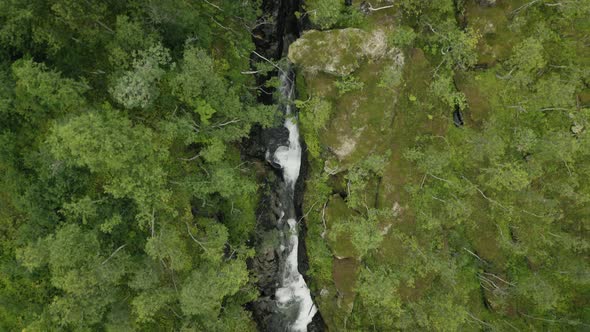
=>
[288,29,400,76]
[478,0,497,6]
[288,29,366,76]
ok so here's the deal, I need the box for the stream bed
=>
[270,70,317,331]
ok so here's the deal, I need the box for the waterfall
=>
[271,69,317,332]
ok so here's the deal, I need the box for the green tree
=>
[180,260,249,317]
[110,43,171,110]
[17,224,131,329]
[12,59,87,123]
[305,0,345,29]
[330,208,393,259]
[296,97,333,158]
[355,267,402,328]
[47,109,170,211]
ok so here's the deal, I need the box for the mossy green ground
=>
[325,195,358,258]
[295,3,539,330]
[464,0,525,66]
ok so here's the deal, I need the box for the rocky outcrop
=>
[251,0,305,104]
[252,0,302,60]
[248,183,286,331]
[453,107,465,127]
[289,28,367,76]
[477,0,497,7]
[244,126,290,161]
[288,28,402,76]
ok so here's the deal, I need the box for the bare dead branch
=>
[512,0,542,15]
[298,200,321,224]
[241,70,261,75]
[321,201,328,239]
[202,0,223,11]
[367,2,395,11]
[463,247,486,263]
[95,19,115,34]
[467,312,495,329]
[185,221,209,252]
[180,154,200,162]
[420,173,427,189]
[151,208,155,237]
[431,195,447,203]
[101,244,127,265]
[483,272,516,286]
[213,119,241,128]
[251,51,293,84]
[428,173,453,184]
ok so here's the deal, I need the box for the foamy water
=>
[271,70,317,331]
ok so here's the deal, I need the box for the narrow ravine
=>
[271,70,317,331]
[246,1,324,330]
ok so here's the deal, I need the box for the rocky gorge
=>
[245,1,324,331]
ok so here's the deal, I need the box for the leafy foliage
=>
[296,97,333,158]
[0,1,266,330]
[2,0,590,331]
[334,75,365,96]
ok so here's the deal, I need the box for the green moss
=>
[320,60,399,167]
[302,171,333,287]
[289,29,366,76]
[325,195,358,258]
[455,69,505,128]
[378,48,448,208]
[301,258,360,332]
[464,0,529,65]
[299,2,590,330]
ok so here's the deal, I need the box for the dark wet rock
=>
[308,314,327,332]
[474,63,490,70]
[249,183,283,331]
[453,107,465,127]
[360,1,371,15]
[453,0,467,29]
[523,153,532,162]
[251,0,304,103]
[248,127,325,331]
[253,246,279,296]
[252,0,283,60]
[265,127,291,159]
[243,125,290,160]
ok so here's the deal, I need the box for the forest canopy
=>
[0,0,270,330]
[1,0,589,331]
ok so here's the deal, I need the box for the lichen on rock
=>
[288,28,401,76]
[288,28,365,76]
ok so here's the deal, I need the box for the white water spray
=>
[271,70,317,331]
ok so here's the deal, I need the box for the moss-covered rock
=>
[289,28,365,76]
[288,28,400,76]
[321,60,401,166]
